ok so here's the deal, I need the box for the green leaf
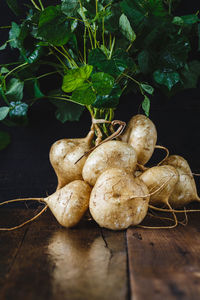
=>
[9,101,28,118]
[92,84,122,108]
[27,45,44,64]
[145,0,166,17]
[181,14,199,25]
[153,70,180,90]
[62,65,93,93]
[120,0,146,30]
[88,48,134,77]
[34,80,44,99]
[104,4,122,33]
[173,14,199,26]
[37,6,71,46]
[71,19,78,32]
[6,0,21,16]
[88,48,107,66]
[142,95,150,117]
[119,13,136,42]
[159,36,190,70]
[0,107,10,121]
[9,22,21,48]
[71,83,96,105]
[5,78,24,101]
[61,0,79,16]
[0,67,9,74]
[0,43,7,50]
[51,99,84,123]
[0,131,11,151]
[141,83,154,95]
[91,72,115,96]
[9,21,30,57]
[172,16,184,26]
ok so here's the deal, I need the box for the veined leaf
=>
[9,22,21,49]
[119,13,136,42]
[92,84,122,108]
[141,83,154,95]
[61,0,79,16]
[91,72,115,96]
[71,83,96,105]
[62,65,93,93]
[153,70,180,90]
[5,78,24,101]
[0,67,9,74]
[0,107,10,121]
[27,46,44,64]
[37,6,71,46]
[88,48,134,77]
[120,0,146,29]
[142,95,150,116]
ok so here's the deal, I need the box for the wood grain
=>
[0,209,29,287]
[0,209,128,300]
[127,213,200,300]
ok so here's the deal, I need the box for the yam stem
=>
[128,176,172,200]
[0,198,44,206]
[148,212,174,222]
[178,208,188,226]
[74,119,126,164]
[167,202,178,228]
[137,223,177,229]
[0,199,47,231]
[156,145,170,166]
[136,163,148,172]
[148,204,200,214]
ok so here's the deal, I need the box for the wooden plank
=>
[0,209,128,300]
[127,213,200,300]
[0,209,29,287]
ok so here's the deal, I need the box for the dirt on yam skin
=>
[82,140,137,186]
[89,168,149,230]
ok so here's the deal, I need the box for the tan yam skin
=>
[120,114,157,165]
[89,168,149,230]
[45,180,91,228]
[162,155,200,208]
[139,165,179,206]
[49,131,94,189]
[82,140,137,186]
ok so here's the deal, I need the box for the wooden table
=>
[1,92,200,299]
[1,207,200,300]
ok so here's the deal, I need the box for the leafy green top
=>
[0,0,199,148]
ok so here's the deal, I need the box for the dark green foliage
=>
[92,84,122,108]
[0,0,199,149]
[51,99,84,123]
[37,6,72,46]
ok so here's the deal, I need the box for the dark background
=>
[0,0,200,204]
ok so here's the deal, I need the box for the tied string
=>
[75,119,126,164]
